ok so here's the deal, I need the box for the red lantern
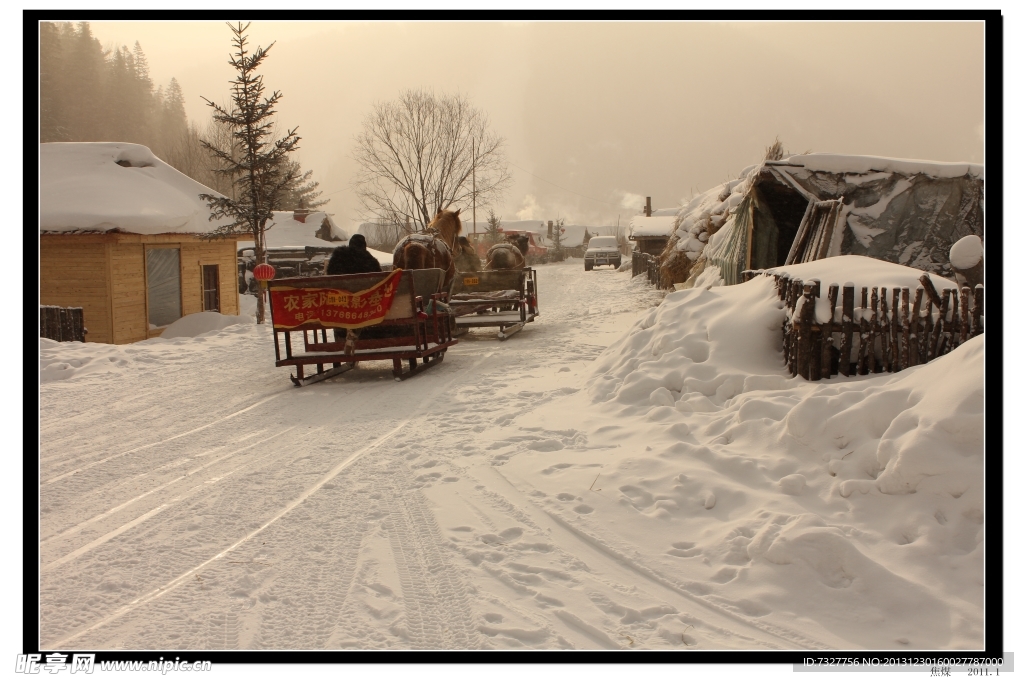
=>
[253,263,276,283]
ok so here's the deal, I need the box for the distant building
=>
[40,142,240,344]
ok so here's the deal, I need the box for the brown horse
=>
[484,242,526,270]
[392,208,462,291]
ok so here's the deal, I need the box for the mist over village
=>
[32,17,996,673]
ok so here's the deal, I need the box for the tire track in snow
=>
[381,456,478,649]
[47,352,494,650]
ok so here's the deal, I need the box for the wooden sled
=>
[267,268,457,386]
[448,268,539,340]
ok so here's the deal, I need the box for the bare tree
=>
[352,89,511,231]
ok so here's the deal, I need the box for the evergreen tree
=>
[276,160,327,211]
[39,22,70,141]
[484,209,502,247]
[199,22,301,324]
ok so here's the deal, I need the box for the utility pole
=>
[472,137,477,235]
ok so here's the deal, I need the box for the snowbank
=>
[548,261,984,648]
[160,311,253,339]
[40,142,231,234]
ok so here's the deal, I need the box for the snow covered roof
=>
[237,211,348,250]
[771,153,983,179]
[40,142,232,235]
[629,215,677,238]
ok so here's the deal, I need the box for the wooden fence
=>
[632,251,662,288]
[40,305,87,343]
[746,271,983,380]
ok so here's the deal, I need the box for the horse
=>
[392,208,462,291]
[453,235,481,273]
[484,242,526,271]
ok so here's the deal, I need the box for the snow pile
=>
[949,235,983,270]
[40,142,231,234]
[510,259,983,648]
[160,311,253,339]
[39,316,255,384]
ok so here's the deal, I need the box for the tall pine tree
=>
[199,22,301,324]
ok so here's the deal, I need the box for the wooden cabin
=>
[40,142,238,344]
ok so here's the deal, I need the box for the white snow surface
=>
[949,235,984,270]
[40,142,231,234]
[38,261,982,651]
[780,153,983,179]
[160,311,254,339]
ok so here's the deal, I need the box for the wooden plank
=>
[821,283,838,379]
[931,288,950,359]
[868,287,879,373]
[960,287,971,344]
[971,285,983,338]
[949,288,960,349]
[879,287,890,372]
[798,284,814,380]
[909,288,923,367]
[900,288,911,372]
[921,297,934,363]
[839,283,854,376]
[857,317,869,375]
[919,274,943,309]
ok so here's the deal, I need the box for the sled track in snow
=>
[40,425,302,561]
[41,388,292,484]
[47,353,494,650]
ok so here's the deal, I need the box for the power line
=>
[508,161,618,207]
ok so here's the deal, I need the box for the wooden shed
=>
[40,142,239,344]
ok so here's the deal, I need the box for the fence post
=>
[839,283,854,376]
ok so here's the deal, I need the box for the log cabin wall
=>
[41,234,239,345]
[39,238,112,343]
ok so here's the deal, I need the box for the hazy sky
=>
[85,20,985,230]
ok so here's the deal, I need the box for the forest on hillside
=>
[39,21,325,211]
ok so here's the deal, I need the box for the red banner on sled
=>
[269,269,404,330]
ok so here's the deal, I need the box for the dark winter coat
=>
[326,234,382,275]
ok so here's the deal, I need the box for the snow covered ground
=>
[38,258,983,653]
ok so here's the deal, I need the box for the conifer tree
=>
[199,22,301,324]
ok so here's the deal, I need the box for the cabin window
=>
[202,265,221,312]
[146,248,182,328]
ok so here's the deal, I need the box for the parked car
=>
[584,236,621,271]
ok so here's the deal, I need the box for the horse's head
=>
[428,208,463,250]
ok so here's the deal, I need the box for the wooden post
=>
[821,283,838,379]
[960,286,971,343]
[971,284,984,338]
[868,287,879,373]
[879,287,889,372]
[931,288,951,359]
[909,288,923,367]
[949,288,960,349]
[921,297,934,363]
[919,273,943,309]
[798,283,815,380]
[839,283,854,376]
[857,317,870,375]
[900,288,911,372]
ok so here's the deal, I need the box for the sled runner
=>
[448,268,538,340]
[267,268,457,386]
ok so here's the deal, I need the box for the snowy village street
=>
[39,259,984,652]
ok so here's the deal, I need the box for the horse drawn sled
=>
[267,267,456,387]
[448,267,539,340]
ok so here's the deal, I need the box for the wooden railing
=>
[631,251,661,288]
[40,306,87,343]
[758,272,983,380]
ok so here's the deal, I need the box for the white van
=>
[584,236,621,271]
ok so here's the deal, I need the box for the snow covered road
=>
[38,259,983,651]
